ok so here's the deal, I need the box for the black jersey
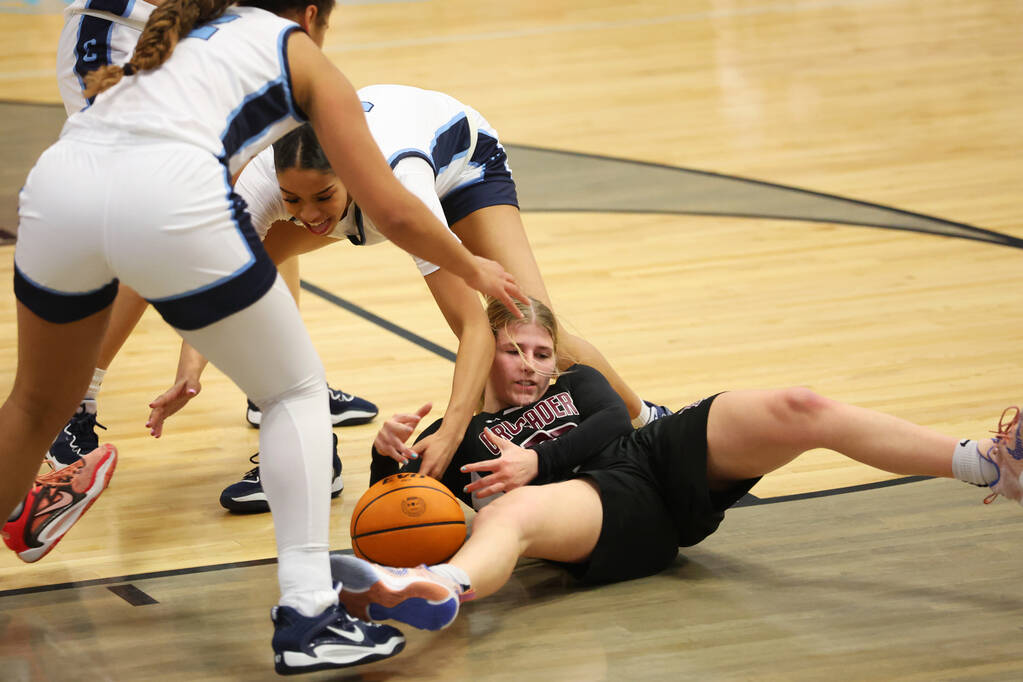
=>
[372,364,632,509]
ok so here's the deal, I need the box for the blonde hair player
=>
[329,296,1023,633]
[2,0,523,674]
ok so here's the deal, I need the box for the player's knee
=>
[252,371,326,414]
[781,387,827,415]
[772,387,831,434]
[472,487,537,535]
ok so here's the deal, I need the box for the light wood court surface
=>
[1,0,1022,679]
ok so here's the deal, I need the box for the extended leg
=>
[704,387,958,490]
[1,302,111,518]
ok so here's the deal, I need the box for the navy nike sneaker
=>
[220,434,343,513]
[246,386,378,428]
[271,603,404,675]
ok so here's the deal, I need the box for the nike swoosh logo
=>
[959,439,971,448]
[36,490,73,516]
[326,624,366,644]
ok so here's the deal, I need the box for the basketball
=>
[350,473,467,567]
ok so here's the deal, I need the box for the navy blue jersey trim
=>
[220,80,293,168]
[74,16,116,106]
[13,266,118,323]
[85,0,133,16]
[347,205,367,245]
[388,150,435,173]
[148,191,276,330]
[279,25,308,122]
[430,114,472,175]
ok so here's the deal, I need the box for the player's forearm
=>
[439,323,494,441]
[175,340,208,384]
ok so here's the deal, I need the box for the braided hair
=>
[83,0,336,98]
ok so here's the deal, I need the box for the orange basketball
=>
[350,473,467,567]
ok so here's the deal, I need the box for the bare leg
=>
[95,285,148,370]
[448,479,603,599]
[452,205,645,419]
[1,302,110,517]
[705,388,959,490]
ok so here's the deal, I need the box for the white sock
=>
[631,402,653,428]
[84,368,106,401]
[952,439,999,486]
[430,563,471,590]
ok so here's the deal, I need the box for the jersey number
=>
[188,14,240,41]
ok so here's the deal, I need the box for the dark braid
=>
[83,0,233,98]
[273,124,331,173]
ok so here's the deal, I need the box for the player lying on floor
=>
[330,295,1023,631]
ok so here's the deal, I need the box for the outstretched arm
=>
[146,341,207,437]
[285,32,525,314]
[412,268,494,479]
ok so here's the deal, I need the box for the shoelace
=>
[35,459,83,486]
[983,406,1021,504]
[242,453,260,481]
[995,407,1021,452]
[67,411,107,452]
[328,389,354,403]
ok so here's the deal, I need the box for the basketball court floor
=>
[0,0,1021,679]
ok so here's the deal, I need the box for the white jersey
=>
[236,84,510,276]
[60,6,306,177]
[64,0,154,31]
[57,0,157,114]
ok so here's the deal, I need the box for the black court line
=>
[0,474,937,601]
[733,475,933,508]
[299,281,455,361]
[107,583,159,605]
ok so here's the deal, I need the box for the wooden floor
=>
[1,0,1022,679]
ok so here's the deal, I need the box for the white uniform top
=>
[57,0,157,114]
[63,0,155,32]
[61,5,307,177]
[237,84,498,276]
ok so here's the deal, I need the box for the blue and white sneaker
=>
[46,399,106,471]
[246,386,378,428]
[643,400,673,424]
[330,554,467,631]
[271,603,404,675]
[220,434,343,514]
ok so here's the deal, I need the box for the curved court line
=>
[505,143,1023,250]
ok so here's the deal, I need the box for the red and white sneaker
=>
[3,444,117,562]
[330,554,471,631]
[981,407,1023,505]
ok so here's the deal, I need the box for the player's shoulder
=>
[557,364,605,385]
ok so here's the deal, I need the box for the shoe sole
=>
[274,637,405,675]
[15,445,117,563]
[333,556,458,631]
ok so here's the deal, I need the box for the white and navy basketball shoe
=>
[271,603,404,675]
[330,554,468,631]
[46,399,106,470]
[982,406,1023,505]
[246,386,378,428]
[643,400,673,424]
[220,434,343,513]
